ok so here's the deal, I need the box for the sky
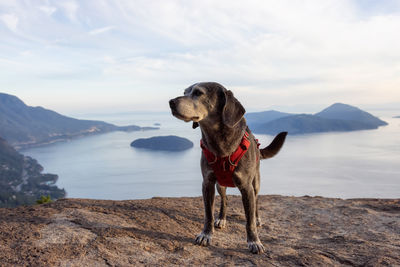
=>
[0,0,400,114]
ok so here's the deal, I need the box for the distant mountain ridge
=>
[245,110,292,125]
[0,93,157,149]
[315,103,387,126]
[246,103,388,135]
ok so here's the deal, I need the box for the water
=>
[22,112,400,200]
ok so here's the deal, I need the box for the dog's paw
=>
[194,232,212,246]
[214,218,226,229]
[248,240,265,254]
[256,217,262,227]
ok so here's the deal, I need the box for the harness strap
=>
[200,131,251,187]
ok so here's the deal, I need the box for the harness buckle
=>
[228,156,238,167]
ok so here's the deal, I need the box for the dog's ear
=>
[192,122,199,129]
[222,90,245,128]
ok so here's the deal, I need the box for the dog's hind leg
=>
[214,184,227,229]
[253,173,262,227]
[239,184,265,254]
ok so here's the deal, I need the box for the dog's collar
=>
[200,131,251,187]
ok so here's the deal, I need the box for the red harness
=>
[200,131,255,187]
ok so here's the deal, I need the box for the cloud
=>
[0,13,18,32]
[39,5,57,16]
[89,26,114,35]
[19,50,33,57]
[0,0,399,112]
[58,1,79,22]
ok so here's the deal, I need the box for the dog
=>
[169,82,287,254]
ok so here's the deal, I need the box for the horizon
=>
[1,1,400,114]
[1,90,399,119]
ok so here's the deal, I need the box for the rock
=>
[130,135,193,151]
[0,195,399,266]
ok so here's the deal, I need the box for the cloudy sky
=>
[1,0,399,114]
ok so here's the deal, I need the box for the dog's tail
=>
[259,132,288,160]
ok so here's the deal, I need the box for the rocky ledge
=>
[0,195,399,266]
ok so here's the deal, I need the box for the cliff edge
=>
[0,195,399,266]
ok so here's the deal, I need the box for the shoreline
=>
[16,126,159,151]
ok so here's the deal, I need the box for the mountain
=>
[315,103,388,127]
[131,136,194,151]
[252,114,382,135]
[247,103,387,135]
[245,110,292,125]
[0,137,65,207]
[0,93,157,149]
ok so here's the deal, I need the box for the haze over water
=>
[23,110,400,200]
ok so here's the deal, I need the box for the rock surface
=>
[0,195,399,266]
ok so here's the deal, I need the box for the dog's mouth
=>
[171,110,199,122]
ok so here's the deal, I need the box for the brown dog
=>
[169,82,287,254]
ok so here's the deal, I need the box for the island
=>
[131,135,193,151]
[246,103,388,135]
[0,92,158,150]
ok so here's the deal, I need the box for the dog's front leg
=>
[214,184,227,229]
[195,179,215,246]
[239,185,265,254]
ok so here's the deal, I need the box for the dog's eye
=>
[193,90,203,97]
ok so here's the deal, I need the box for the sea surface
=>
[23,111,400,200]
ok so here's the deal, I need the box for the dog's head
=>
[169,82,245,129]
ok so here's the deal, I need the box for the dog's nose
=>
[169,99,176,110]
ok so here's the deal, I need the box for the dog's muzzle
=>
[169,98,187,121]
[169,97,200,122]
